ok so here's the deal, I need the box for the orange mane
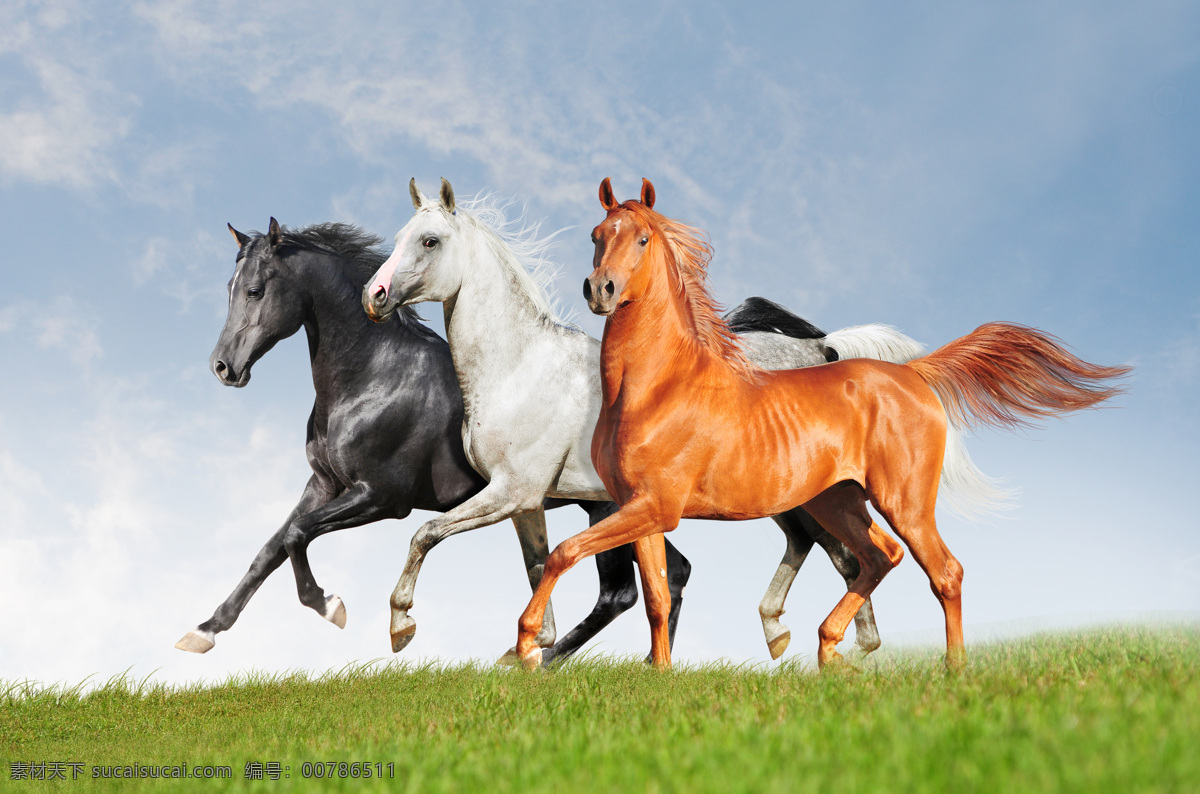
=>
[620,200,756,376]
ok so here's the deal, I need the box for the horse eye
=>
[247,287,263,300]
[639,237,649,246]
[423,237,438,249]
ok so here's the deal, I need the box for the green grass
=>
[3,627,1198,792]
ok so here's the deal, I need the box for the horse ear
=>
[440,178,456,215]
[228,223,249,249]
[640,178,655,210]
[268,217,282,249]
[409,178,424,209]
[599,178,619,211]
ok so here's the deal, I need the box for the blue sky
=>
[1,1,1197,687]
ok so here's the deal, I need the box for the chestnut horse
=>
[515,178,1130,670]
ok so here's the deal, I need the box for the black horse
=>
[176,220,876,662]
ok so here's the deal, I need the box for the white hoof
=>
[767,628,791,661]
[763,616,792,660]
[496,646,522,667]
[390,613,416,654]
[175,628,216,654]
[323,594,347,629]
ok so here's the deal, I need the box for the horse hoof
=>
[323,595,347,629]
[847,642,878,663]
[498,646,551,668]
[520,646,543,671]
[817,647,843,670]
[390,614,417,654]
[819,652,860,675]
[767,629,792,661]
[827,660,861,677]
[174,629,215,654]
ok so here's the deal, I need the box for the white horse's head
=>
[363,178,465,322]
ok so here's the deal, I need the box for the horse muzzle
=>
[583,275,620,316]
[362,283,396,323]
[210,352,250,387]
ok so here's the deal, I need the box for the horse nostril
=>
[215,360,227,375]
[604,280,615,297]
[582,278,593,302]
[372,284,387,304]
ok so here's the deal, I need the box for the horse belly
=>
[683,388,851,520]
[685,446,841,520]
[461,390,608,499]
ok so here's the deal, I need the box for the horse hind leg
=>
[874,499,965,669]
[510,508,557,649]
[496,508,566,666]
[807,514,900,659]
[803,482,900,669]
[759,510,817,660]
[662,535,692,650]
[281,483,398,629]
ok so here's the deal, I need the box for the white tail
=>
[937,421,1014,519]
[824,324,927,364]
[825,323,1010,520]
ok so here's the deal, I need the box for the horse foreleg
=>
[175,476,327,654]
[540,502,637,666]
[388,482,533,654]
[517,497,676,669]
[633,533,672,668]
[759,510,816,660]
[535,503,692,667]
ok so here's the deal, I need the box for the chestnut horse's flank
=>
[514,178,1130,670]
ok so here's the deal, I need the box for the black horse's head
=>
[210,218,306,387]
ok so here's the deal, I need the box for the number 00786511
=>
[300,762,394,779]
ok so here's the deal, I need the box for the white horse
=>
[363,179,1000,662]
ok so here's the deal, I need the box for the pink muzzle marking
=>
[369,230,413,300]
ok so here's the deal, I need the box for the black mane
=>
[270,222,421,322]
[724,297,826,340]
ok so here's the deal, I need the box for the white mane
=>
[457,193,575,326]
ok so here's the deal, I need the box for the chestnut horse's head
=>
[585,177,660,316]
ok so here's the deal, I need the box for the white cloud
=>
[0,3,131,189]
[0,352,317,685]
[0,300,103,365]
[135,231,231,316]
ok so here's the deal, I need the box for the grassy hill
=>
[3,627,1197,792]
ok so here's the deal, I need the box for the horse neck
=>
[600,259,710,404]
[293,251,415,401]
[442,238,556,398]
